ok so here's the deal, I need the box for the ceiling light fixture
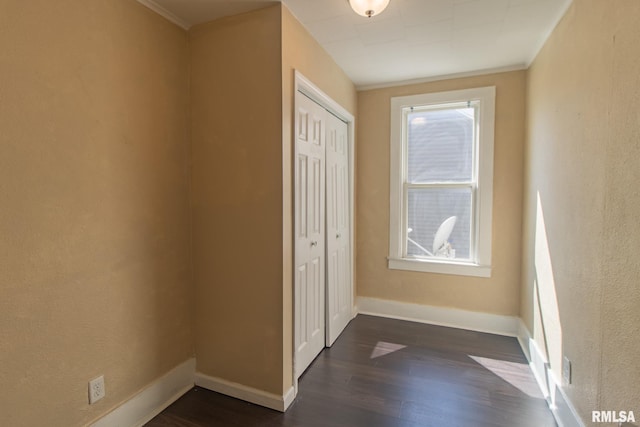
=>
[349,0,390,18]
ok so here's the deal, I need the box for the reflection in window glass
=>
[407,108,474,183]
[404,105,476,261]
[407,188,472,260]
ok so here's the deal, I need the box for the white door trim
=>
[293,70,355,386]
[295,72,355,127]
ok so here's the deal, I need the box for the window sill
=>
[387,257,491,278]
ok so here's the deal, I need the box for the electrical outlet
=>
[88,375,105,404]
[562,356,572,385]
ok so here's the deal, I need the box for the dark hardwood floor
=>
[146,315,556,427]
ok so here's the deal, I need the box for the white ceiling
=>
[139,0,572,88]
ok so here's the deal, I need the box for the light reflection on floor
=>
[469,355,544,399]
[369,341,407,359]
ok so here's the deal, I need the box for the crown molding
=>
[136,0,190,30]
[356,64,527,92]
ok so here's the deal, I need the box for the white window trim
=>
[388,86,495,278]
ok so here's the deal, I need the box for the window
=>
[388,87,495,277]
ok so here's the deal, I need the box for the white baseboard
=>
[352,304,359,319]
[356,296,519,337]
[86,313,585,427]
[91,358,195,427]
[517,321,585,427]
[195,372,296,412]
[282,385,296,411]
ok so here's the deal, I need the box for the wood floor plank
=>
[145,315,556,427]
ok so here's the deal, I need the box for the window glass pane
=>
[407,188,472,260]
[407,107,474,183]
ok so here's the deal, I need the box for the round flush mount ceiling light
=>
[349,0,390,18]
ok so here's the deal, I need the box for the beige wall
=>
[190,4,356,397]
[280,4,357,391]
[190,5,285,395]
[281,6,357,116]
[14,1,638,425]
[0,1,193,426]
[357,72,526,316]
[522,0,640,423]
[0,1,356,422]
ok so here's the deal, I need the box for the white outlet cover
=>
[562,356,571,385]
[89,375,105,404]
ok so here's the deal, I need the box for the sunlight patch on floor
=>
[370,341,407,359]
[469,355,543,399]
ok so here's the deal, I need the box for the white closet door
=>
[294,91,326,378]
[325,113,352,346]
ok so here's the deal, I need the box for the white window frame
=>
[388,86,495,278]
